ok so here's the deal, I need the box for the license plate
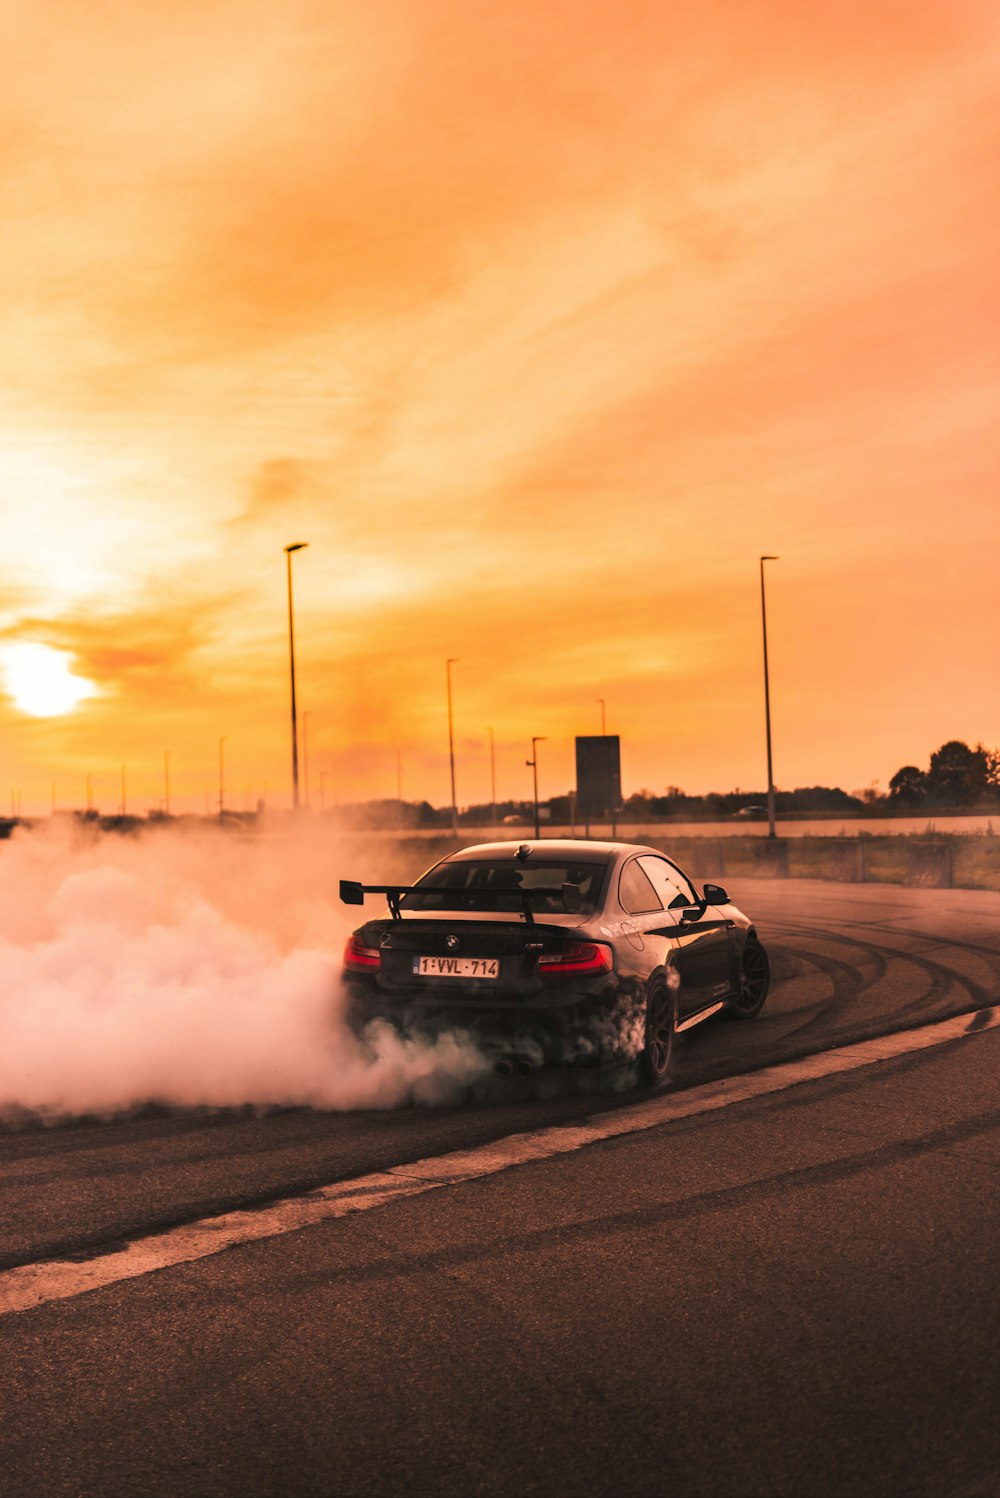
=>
[412,956,500,979]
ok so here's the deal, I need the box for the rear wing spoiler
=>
[339,880,417,921]
[339,879,537,925]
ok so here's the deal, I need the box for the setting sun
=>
[0,644,98,719]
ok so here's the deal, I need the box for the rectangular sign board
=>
[575,736,622,820]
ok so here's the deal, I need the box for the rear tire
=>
[728,937,770,1020]
[639,978,677,1085]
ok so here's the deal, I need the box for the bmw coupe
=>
[340,840,769,1083]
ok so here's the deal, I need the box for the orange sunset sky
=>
[2,0,999,815]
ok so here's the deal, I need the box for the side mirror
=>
[561,882,584,912]
[703,883,730,905]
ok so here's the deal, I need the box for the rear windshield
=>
[401,859,608,915]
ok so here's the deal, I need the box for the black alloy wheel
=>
[640,978,677,1084]
[728,936,770,1019]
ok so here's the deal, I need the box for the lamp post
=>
[218,737,226,819]
[284,542,309,810]
[597,698,606,735]
[486,726,497,827]
[446,658,459,835]
[526,736,547,839]
[760,555,780,839]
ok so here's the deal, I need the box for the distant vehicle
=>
[340,840,769,1084]
[733,805,769,818]
[501,813,530,825]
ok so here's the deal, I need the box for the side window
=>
[618,860,663,915]
[638,856,697,909]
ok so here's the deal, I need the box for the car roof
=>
[442,840,660,863]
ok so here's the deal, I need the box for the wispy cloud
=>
[1,0,999,807]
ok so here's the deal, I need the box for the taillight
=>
[343,933,381,972]
[537,942,613,978]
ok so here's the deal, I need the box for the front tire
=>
[728,937,770,1020]
[639,977,677,1084]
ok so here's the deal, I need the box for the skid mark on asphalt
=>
[847,922,1000,998]
[773,943,874,1034]
[768,920,990,1027]
[1,1006,998,1320]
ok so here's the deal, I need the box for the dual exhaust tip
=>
[493,1056,536,1079]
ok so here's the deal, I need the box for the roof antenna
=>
[516,843,531,862]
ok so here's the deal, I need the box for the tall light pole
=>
[218,736,226,819]
[760,555,780,839]
[487,726,497,827]
[284,542,309,810]
[446,657,459,835]
[303,711,312,810]
[526,736,547,839]
[597,698,606,735]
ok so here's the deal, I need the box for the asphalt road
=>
[1,880,999,1496]
[3,879,998,1271]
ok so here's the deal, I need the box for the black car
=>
[340,839,769,1083]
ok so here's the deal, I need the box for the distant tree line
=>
[618,785,865,818]
[331,785,868,827]
[42,738,972,833]
[320,740,1000,828]
[4,740,992,836]
[887,740,1000,808]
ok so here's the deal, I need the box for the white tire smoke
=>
[0,822,487,1121]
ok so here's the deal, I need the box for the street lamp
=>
[446,658,459,835]
[597,698,606,735]
[218,736,226,819]
[320,768,336,813]
[526,736,547,839]
[284,542,309,809]
[486,726,497,826]
[760,556,780,839]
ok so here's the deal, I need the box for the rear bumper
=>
[343,976,645,1068]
